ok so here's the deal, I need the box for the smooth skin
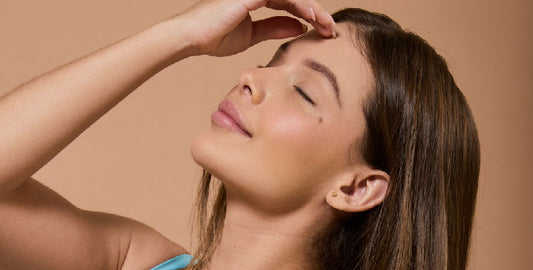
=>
[0,0,390,269]
[0,1,336,269]
[191,25,390,270]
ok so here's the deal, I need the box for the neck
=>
[205,196,331,270]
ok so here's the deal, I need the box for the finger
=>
[302,0,336,38]
[239,0,268,11]
[250,16,308,46]
[266,0,335,38]
[308,0,336,37]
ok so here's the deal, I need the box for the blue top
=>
[150,254,193,270]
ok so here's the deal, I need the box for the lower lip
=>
[211,110,250,137]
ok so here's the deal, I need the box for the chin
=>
[190,129,241,182]
[190,129,215,171]
[191,131,314,214]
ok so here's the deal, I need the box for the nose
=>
[237,68,265,105]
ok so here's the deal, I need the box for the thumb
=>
[251,16,307,46]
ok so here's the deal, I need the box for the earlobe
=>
[326,169,389,213]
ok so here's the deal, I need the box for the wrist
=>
[148,17,200,64]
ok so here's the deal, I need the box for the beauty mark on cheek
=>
[318,117,323,123]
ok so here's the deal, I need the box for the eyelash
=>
[256,65,315,106]
[294,86,315,106]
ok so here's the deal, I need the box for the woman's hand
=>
[174,0,336,57]
[0,1,336,268]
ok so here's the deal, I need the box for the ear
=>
[326,168,389,213]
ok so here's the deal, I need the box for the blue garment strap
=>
[150,254,193,270]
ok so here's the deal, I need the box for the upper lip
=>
[218,100,252,137]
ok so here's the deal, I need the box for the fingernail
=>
[309,7,316,22]
[302,23,308,33]
[325,11,335,25]
[330,27,337,38]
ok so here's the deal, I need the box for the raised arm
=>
[0,0,334,198]
[0,0,335,269]
[0,20,191,199]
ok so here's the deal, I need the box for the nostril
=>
[242,84,262,104]
[243,85,252,95]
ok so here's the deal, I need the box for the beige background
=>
[1,0,532,269]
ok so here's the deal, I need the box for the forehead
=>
[273,23,374,107]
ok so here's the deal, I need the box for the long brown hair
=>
[187,8,480,270]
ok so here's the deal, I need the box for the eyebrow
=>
[303,58,341,107]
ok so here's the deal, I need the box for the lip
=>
[211,100,252,137]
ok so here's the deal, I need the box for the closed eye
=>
[294,85,315,106]
[256,65,315,106]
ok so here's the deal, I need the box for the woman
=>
[0,0,479,269]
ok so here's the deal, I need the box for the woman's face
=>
[191,24,374,213]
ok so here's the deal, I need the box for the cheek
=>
[269,111,314,146]
[255,108,342,184]
[262,106,315,145]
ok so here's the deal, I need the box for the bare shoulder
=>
[0,178,187,270]
[116,213,189,270]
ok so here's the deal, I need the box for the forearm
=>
[0,18,193,197]
[0,0,336,199]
